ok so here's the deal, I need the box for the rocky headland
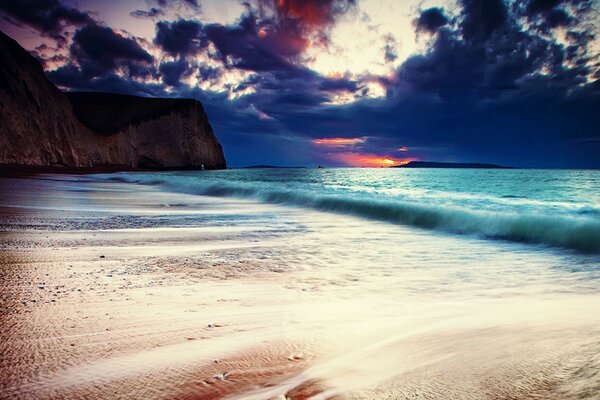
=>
[0,30,225,171]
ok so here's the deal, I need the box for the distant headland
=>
[394,161,512,169]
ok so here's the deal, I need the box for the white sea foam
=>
[100,171,600,252]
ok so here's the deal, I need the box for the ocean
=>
[100,168,600,253]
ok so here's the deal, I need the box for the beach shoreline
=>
[1,174,599,399]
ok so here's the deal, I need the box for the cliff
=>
[65,92,226,169]
[0,30,226,170]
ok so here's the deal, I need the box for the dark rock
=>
[0,30,226,171]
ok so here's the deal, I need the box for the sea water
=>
[99,168,600,253]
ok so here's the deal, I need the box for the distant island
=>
[394,161,512,169]
[241,165,307,169]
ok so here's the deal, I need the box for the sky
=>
[1,0,599,168]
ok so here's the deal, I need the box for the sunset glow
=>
[330,152,413,167]
[311,137,366,146]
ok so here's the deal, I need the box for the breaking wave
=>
[103,173,600,253]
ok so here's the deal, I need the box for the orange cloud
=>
[398,146,409,152]
[327,71,344,79]
[258,28,268,38]
[275,0,341,27]
[330,152,414,167]
[311,137,366,146]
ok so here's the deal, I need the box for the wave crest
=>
[105,174,600,253]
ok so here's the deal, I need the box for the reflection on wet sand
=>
[1,175,599,399]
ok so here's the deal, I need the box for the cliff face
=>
[65,92,226,169]
[0,30,226,170]
[0,31,95,167]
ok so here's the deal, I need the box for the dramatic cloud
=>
[518,0,594,33]
[159,59,189,87]
[0,0,92,44]
[71,24,154,76]
[257,0,356,29]
[460,0,508,43]
[155,0,200,9]
[130,8,165,19]
[415,7,448,33]
[382,34,398,62]
[200,13,308,72]
[154,19,206,57]
[48,64,164,96]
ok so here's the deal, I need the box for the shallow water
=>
[1,171,599,399]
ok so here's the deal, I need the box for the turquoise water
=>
[98,168,600,252]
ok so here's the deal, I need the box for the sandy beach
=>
[1,174,599,400]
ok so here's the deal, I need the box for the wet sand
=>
[1,175,599,399]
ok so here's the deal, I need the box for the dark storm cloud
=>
[171,1,356,83]
[525,0,563,13]
[415,7,448,33]
[70,24,154,77]
[130,8,165,19]
[155,0,200,9]
[460,0,508,42]
[30,42,68,68]
[318,78,358,92]
[199,0,357,72]
[0,0,157,87]
[400,0,595,99]
[154,19,207,57]
[544,9,571,27]
[198,65,221,81]
[159,59,190,87]
[0,0,92,44]
[151,10,312,80]
[517,0,594,32]
[382,34,397,62]
[399,32,469,93]
[202,14,305,72]
[48,64,166,96]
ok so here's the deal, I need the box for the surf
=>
[100,173,600,253]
